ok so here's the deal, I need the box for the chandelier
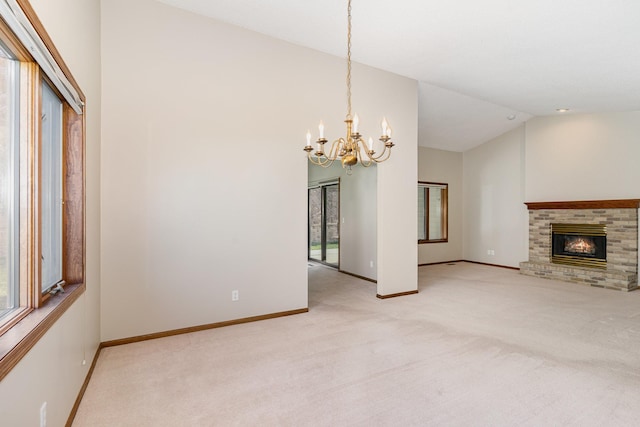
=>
[304,0,395,174]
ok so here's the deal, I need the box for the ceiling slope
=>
[157,0,640,151]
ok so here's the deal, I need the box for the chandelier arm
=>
[367,147,387,161]
[357,138,385,162]
[365,142,395,162]
[371,147,393,163]
[326,137,346,160]
[307,152,334,167]
[307,155,323,166]
[311,138,343,166]
[354,139,375,167]
[358,152,374,167]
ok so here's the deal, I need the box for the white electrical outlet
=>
[40,402,47,427]
[487,249,491,255]
[370,261,374,268]
[232,290,239,301]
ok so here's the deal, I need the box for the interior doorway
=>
[308,181,339,268]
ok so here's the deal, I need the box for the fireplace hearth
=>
[551,223,606,269]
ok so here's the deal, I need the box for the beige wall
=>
[525,112,640,201]
[375,72,419,296]
[0,0,101,425]
[463,126,528,268]
[417,147,463,264]
[101,0,418,340]
[461,111,640,269]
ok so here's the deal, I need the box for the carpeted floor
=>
[73,262,640,426]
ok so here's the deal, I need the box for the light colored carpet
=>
[73,262,640,426]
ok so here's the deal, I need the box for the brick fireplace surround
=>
[520,199,640,291]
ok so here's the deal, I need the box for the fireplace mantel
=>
[525,199,640,210]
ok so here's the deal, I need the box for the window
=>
[418,182,448,243]
[40,82,64,293]
[0,44,20,322]
[0,1,85,381]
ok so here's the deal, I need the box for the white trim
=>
[308,178,340,189]
[418,182,447,189]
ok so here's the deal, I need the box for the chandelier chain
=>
[346,0,352,119]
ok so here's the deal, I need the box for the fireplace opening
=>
[551,223,606,269]
[564,236,597,255]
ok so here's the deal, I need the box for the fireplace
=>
[551,223,606,269]
[520,200,638,291]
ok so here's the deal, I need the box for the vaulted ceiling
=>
[158,0,640,151]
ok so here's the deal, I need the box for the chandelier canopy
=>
[304,0,395,174]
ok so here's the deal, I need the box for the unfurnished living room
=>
[1,0,639,426]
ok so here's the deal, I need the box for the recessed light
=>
[556,108,570,113]
[507,114,516,120]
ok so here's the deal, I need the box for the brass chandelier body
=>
[304,0,395,174]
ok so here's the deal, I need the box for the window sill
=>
[0,283,85,381]
[419,239,449,244]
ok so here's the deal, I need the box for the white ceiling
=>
[157,0,640,151]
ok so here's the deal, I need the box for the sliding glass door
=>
[308,183,339,267]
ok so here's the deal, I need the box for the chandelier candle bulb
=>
[353,114,359,133]
[368,137,373,151]
[381,117,388,136]
[306,130,311,147]
[319,121,325,138]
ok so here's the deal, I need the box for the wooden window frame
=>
[0,0,85,381]
[418,181,448,244]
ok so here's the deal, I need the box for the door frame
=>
[308,179,340,268]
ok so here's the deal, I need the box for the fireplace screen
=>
[551,223,606,269]
[564,236,597,255]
